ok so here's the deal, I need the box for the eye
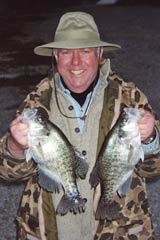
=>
[37,115,44,124]
[122,118,128,124]
[83,49,90,53]
[123,119,128,123]
[81,48,91,55]
[59,49,71,56]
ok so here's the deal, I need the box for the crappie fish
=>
[21,108,89,216]
[89,107,144,221]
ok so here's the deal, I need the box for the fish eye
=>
[122,118,128,124]
[37,115,44,123]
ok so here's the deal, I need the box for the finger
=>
[10,117,28,130]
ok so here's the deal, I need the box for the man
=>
[0,11,159,240]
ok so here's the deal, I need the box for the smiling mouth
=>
[70,70,84,75]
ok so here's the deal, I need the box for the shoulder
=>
[17,77,52,113]
[108,69,149,107]
[108,68,135,89]
[35,77,52,94]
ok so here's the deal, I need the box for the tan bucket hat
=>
[34,11,121,56]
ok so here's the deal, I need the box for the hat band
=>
[55,29,100,42]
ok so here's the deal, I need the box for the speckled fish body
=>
[22,108,89,216]
[90,107,144,220]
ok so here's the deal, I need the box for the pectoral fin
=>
[38,167,61,193]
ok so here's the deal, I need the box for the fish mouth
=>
[21,108,38,122]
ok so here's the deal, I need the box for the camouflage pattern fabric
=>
[0,61,160,239]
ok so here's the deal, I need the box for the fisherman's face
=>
[54,48,103,93]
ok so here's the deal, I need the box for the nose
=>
[71,50,82,65]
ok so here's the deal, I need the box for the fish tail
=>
[95,197,121,221]
[56,194,87,216]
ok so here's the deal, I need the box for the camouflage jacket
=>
[0,60,160,240]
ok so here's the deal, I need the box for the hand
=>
[138,109,155,143]
[8,116,29,157]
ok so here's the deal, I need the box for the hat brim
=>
[34,40,121,56]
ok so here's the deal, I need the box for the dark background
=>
[0,1,160,239]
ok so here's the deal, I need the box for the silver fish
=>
[89,107,144,221]
[21,108,89,216]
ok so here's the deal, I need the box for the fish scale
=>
[22,108,89,216]
[89,107,144,221]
